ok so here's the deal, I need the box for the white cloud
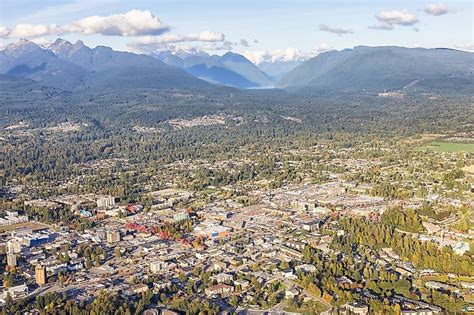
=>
[199,41,233,51]
[129,31,225,52]
[454,43,474,51]
[1,10,169,39]
[319,24,353,35]
[425,3,449,16]
[376,10,418,26]
[371,9,418,30]
[8,24,67,38]
[67,10,169,36]
[243,44,332,64]
[311,43,333,54]
[0,26,11,38]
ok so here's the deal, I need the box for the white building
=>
[150,260,167,273]
[7,254,17,267]
[97,196,116,208]
[452,242,470,255]
[7,239,22,254]
[3,284,28,299]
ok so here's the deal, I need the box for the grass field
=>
[284,300,329,314]
[419,142,474,153]
[0,221,50,234]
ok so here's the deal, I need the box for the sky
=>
[0,0,472,63]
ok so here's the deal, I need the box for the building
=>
[149,260,167,273]
[194,225,230,239]
[3,284,28,300]
[7,239,22,254]
[173,211,189,222]
[452,242,470,255]
[344,301,369,315]
[205,283,234,297]
[210,272,234,284]
[401,310,438,315]
[35,265,47,285]
[0,211,28,227]
[7,253,18,267]
[425,281,451,291]
[21,233,50,247]
[97,196,116,208]
[131,284,149,294]
[295,264,317,273]
[106,230,121,243]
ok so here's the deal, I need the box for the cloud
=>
[199,41,233,51]
[240,39,249,47]
[368,24,393,31]
[454,43,474,51]
[135,31,224,45]
[243,44,332,64]
[1,10,169,39]
[319,24,353,35]
[8,24,67,38]
[425,3,449,16]
[0,26,11,38]
[243,48,303,64]
[311,43,333,54]
[371,9,418,30]
[67,10,169,36]
[129,31,226,52]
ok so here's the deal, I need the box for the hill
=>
[278,46,474,92]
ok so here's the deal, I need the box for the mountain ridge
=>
[278,45,474,92]
[0,39,214,91]
[153,49,274,88]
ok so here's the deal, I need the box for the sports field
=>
[420,142,474,153]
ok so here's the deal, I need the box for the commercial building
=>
[7,253,18,267]
[7,239,22,254]
[344,301,369,315]
[19,232,50,247]
[194,225,230,239]
[3,284,28,300]
[205,283,234,297]
[150,260,167,273]
[106,230,121,243]
[0,211,28,227]
[35,265,47,285]
[96,196,116,208]
[173,211,189,222]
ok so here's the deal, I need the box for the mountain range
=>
[153,49,274,88]
[0,39,213,91]
[0,39,473,94]
[278,46,474,92]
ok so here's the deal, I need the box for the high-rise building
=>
[7,239,22,254]
[106,230,121,243]
[7,253,17,267]
[35,265,46,285]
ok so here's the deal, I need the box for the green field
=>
[419,142,474,153]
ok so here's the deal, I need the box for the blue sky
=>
[0,0,472,63]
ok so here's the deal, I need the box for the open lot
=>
[0,221,50,234]
[419,142,474,153]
